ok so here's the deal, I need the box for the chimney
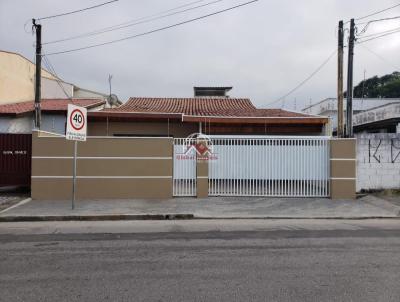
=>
[194,86,232,98]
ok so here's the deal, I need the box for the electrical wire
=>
[357,15,400,25]
[43,0,224,45]
[357,28,400,43]
[358,44,400,71]
[267,49,337,107]
[356,15,400,37]
[343,3,400,25]
[355,2,400,21]
[358,25,400,39]
[37,0,119,21]
[44,0,259,56]
[42,55,73,100]
[43,0,209,44]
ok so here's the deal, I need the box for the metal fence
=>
[208,136,330,197]
[173,138,197,196]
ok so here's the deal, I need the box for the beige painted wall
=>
[31,130,174,199]
[0,51,58,104]
[330,138,357,199]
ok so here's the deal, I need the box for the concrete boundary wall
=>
[356,133,400,191]
[31,131,357,200]
[330,138,356,199]
[31,130,173,199]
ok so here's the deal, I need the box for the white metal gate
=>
[208,136,330,197]
[173,138,197,196]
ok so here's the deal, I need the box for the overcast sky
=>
[1,0,400,109]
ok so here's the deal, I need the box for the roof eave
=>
[182,115,328,124]
[88,111,183,120]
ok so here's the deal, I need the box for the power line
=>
[43,57,71,99]
[357,16,400,28]
[37,0,119,21]
[356,15,400,37]
[88,0,209,30]
[355,2,400,21]
[43,0,224,45]
[358,25,400,39]
[43,0,210,44]
[267,49,337,107]
[357,28,400,43]
[359,44,400,71]
[44,0,259,56]
[42,55,73,100]
[357,15,400,25]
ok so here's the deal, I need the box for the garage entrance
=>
[208,136,330,197]
[173,135,330,198]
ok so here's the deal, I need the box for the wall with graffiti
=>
[356,133,400,191]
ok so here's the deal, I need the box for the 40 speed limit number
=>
[70,109,85,130]
[66,104,87,141]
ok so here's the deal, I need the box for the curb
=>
[0,214,399,222]
[0,214,194,222]
[194,216,400,220]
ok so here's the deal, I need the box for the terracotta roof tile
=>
[108,97,257,115]
[104,97,311,118]
[0,99,105,115]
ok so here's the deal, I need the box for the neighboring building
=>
[0,50,67,104]
[0,50,119,107]
[302,97,400,133]
[0,98,106,134]
[356,133,400,191]
[353,104,400,190]
[354,102,400,134]
[88,90,328,137]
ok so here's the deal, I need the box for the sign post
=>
[66,104,87,210]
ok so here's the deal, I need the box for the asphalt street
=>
[1,219,400,302]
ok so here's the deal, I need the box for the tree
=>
[349,71,400,98]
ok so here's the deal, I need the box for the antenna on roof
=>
[108,74,113,96]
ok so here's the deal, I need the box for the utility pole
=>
[337,20,344,138]
[346,18,355,138]
[33,19,42,129]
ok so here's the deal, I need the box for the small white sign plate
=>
[66,104,87,141]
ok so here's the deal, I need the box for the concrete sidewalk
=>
[0,195,400,221]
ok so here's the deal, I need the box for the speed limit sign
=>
[66,104,87,141]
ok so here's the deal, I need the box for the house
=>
[302,97,400,134]
[0,50,120,107]
[353,102,400,134]
[353,102,400,191]
[87,89,329,137]
[0,50,67,104]
[0,98,106,134]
